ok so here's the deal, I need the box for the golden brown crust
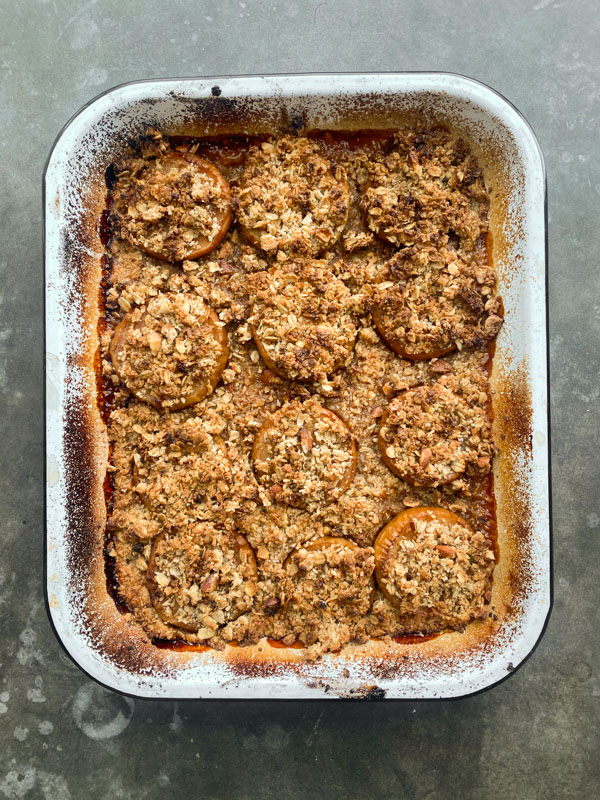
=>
[252,398,357,508]
[109,293,229,410]
[248,259,361,382]
[283,537,374,658]
[378,383,494,487]
[373,507,495,625]
[360,128,489,251]
[111,143,232,263]
[235,137,350,257]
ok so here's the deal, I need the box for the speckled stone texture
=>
[1,0,599,798]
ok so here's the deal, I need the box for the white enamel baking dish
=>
[44,73,550,700]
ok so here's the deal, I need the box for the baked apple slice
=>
[373,507,495,624]
[111,150,232,262]
[253,398,356,508]
[378,384,493,487]
[249,259,359,383]
[284,537,374,626]
[109,293,228,410]
[235,136,350,257]
[147,524,258,634]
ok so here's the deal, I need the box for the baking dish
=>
[44,73,550,700]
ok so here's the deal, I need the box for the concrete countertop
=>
[1,1,598,798]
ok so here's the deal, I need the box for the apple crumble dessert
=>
[100,126,502,659]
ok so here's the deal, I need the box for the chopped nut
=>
[201,573,219,593]
[300,427,313,453]
[219,260,234,275]
[263,597,280,615]
[403,496,421,508]
[430,360,453,374]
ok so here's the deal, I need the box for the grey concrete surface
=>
[1,0,599,797]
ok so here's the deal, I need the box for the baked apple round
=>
[360,128,489,251]
[111,150,232,262]
[109,293,229,410]
[284,537,375,645]
[147,524,258,634]
[378,384,493,487]
[252,398,356,508]
[372,245,502,360]
[373,507,495,623]
[236,136,350,257]
[249,259,358,382]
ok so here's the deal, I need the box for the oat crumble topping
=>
[249,258,362,382]
[109,406,233,537]
[373,244,503,360]
[109,292,229,410]
[360,128,489,251]
[373,508,495,626]
[102,127,502,659]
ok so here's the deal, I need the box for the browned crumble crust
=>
[373,508,495,628]
[379,383,494,487]
[103,127,502,660]
[110,132,232,263]
[235,136,350,256]
[109,406,233,537]
[252,398,357,508]
[109,292,229,410]
[360,128,489,251]
[248,259,363,382]
[284,538,374,659]
[373,244,503,360]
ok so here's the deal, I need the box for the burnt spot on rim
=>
[499,366,533,454]
[288,112,306,134]
[347,685,387,701]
